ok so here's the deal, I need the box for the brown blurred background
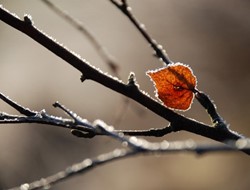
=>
[0,0,250,189]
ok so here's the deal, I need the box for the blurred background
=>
[0,0,250,189]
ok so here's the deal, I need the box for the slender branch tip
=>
[53,101,60,108]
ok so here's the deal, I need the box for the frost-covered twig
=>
[195,91,227,129]
[7,138,250,190]
[1,92,250,156]
[0,92,35,116]
[0,6,247,150]
[109,0,172,65]
[1,92,249,189]
[8,148,135,190]
[41,0,119,76]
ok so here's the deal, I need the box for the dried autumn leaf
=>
[147,63,197,111]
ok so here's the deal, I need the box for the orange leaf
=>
[147,63,197,111]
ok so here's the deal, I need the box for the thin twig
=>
[116,125,173,137]
[41,0,120,76]
[109,0,172,65]
[0,92,36,116]
[52,101,145,149]
[0,109,74,129]
[195,91,227,129]
[8,149,136,190]
[7,138,250,190]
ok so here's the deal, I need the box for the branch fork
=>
[0,1,249,189]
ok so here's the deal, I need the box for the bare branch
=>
[116,125,173,137]
[1,3,249,190]
[109,0,172,65]
[41,0,120,76]
[0,91,249,189]
[8,149,136,190]
[7,138,250,190]
[195,91,227,129]
[0,92,36,116]
[1,92,250,156]
[0,6,247,148]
